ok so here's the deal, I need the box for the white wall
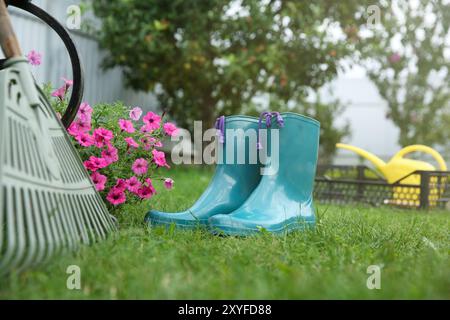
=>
[326,70,402,163]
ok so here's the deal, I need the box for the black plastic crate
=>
[314,165,450,210]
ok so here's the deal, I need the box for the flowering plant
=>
[47,78,178,210]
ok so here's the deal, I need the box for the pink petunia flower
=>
[62,77,74,89]
[137,179,156,199]
[51,86,66,100]
[164,178,174,190]
[129,107,143,121]
[114,178,127,192]
[143,111,161,131]
[140,124,152,133]
[163,122,179,137]
[93,128,114,148]
[26,50,42,66]
[91,156,109,169]
[102,146,119,164]
[124,137,139,148]
[75,132,94,147]
[150,137,163,148]
[77,102,93,122]
[126,176,142,194]
[91,172,107,191]
[83,160,97,171]
[118,119,135,133]
[75,118,92,132]
[152,149,169,168]
[138,186,154,199]
[83,156,109,172]
[141,136,162,150]
[106,188,126,206]
[132,158,148,175]
[67,122,80,137]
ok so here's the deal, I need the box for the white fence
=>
[4,1,158,111]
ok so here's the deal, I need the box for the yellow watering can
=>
[337,143,448,207]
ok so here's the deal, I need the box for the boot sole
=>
[209,219,315,237]
[147,217,209,230]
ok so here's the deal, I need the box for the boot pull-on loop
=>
[215,115,225,144]
[257,111,284,150]
[271,112,285,127]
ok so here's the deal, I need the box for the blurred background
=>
[5,0,450,164]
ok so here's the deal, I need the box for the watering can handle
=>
[1,0,84,129]
[392,145,448,171]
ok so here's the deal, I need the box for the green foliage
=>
[0,166,448,299]
[358,0,450,152]
[90,0,374,160]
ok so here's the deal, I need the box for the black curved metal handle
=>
[7,0,84,128]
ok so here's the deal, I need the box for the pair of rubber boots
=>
[145,112,320,236]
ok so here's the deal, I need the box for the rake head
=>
[0,58,116,275]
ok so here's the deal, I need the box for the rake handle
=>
[0,0,21,57]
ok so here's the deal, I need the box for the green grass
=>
[0,166,449,299]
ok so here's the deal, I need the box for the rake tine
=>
[17,124,31,176]
[71,194,93,245]
[11,186,27,270]
[0,187,4,269]
[43,191,64,259]
[79,194,104,241]
[51,192,73,251]
[17,187,38,272]
[58,192,78,251]
[48,192,66,252]
[0,186,23,272]
[68,194,90,245]
[29,127,47,181]
[0,185,14,273]
[59,193,80,251]
[93,194,116,233]
[56,138,76,184]
[29,189,47,267]
[37,190,56,264]
[90,195,109,234]
[86,194,107,240]
[24,129,38,179]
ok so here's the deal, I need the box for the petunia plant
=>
[47,78,178,211]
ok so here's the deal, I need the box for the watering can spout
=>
[336,143,388,175]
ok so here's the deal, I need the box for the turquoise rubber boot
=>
[209,112,320,236]
[145,115,262,228]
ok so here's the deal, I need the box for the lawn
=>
[0,166,448,299]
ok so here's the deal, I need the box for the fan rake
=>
[0,0,116,275]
